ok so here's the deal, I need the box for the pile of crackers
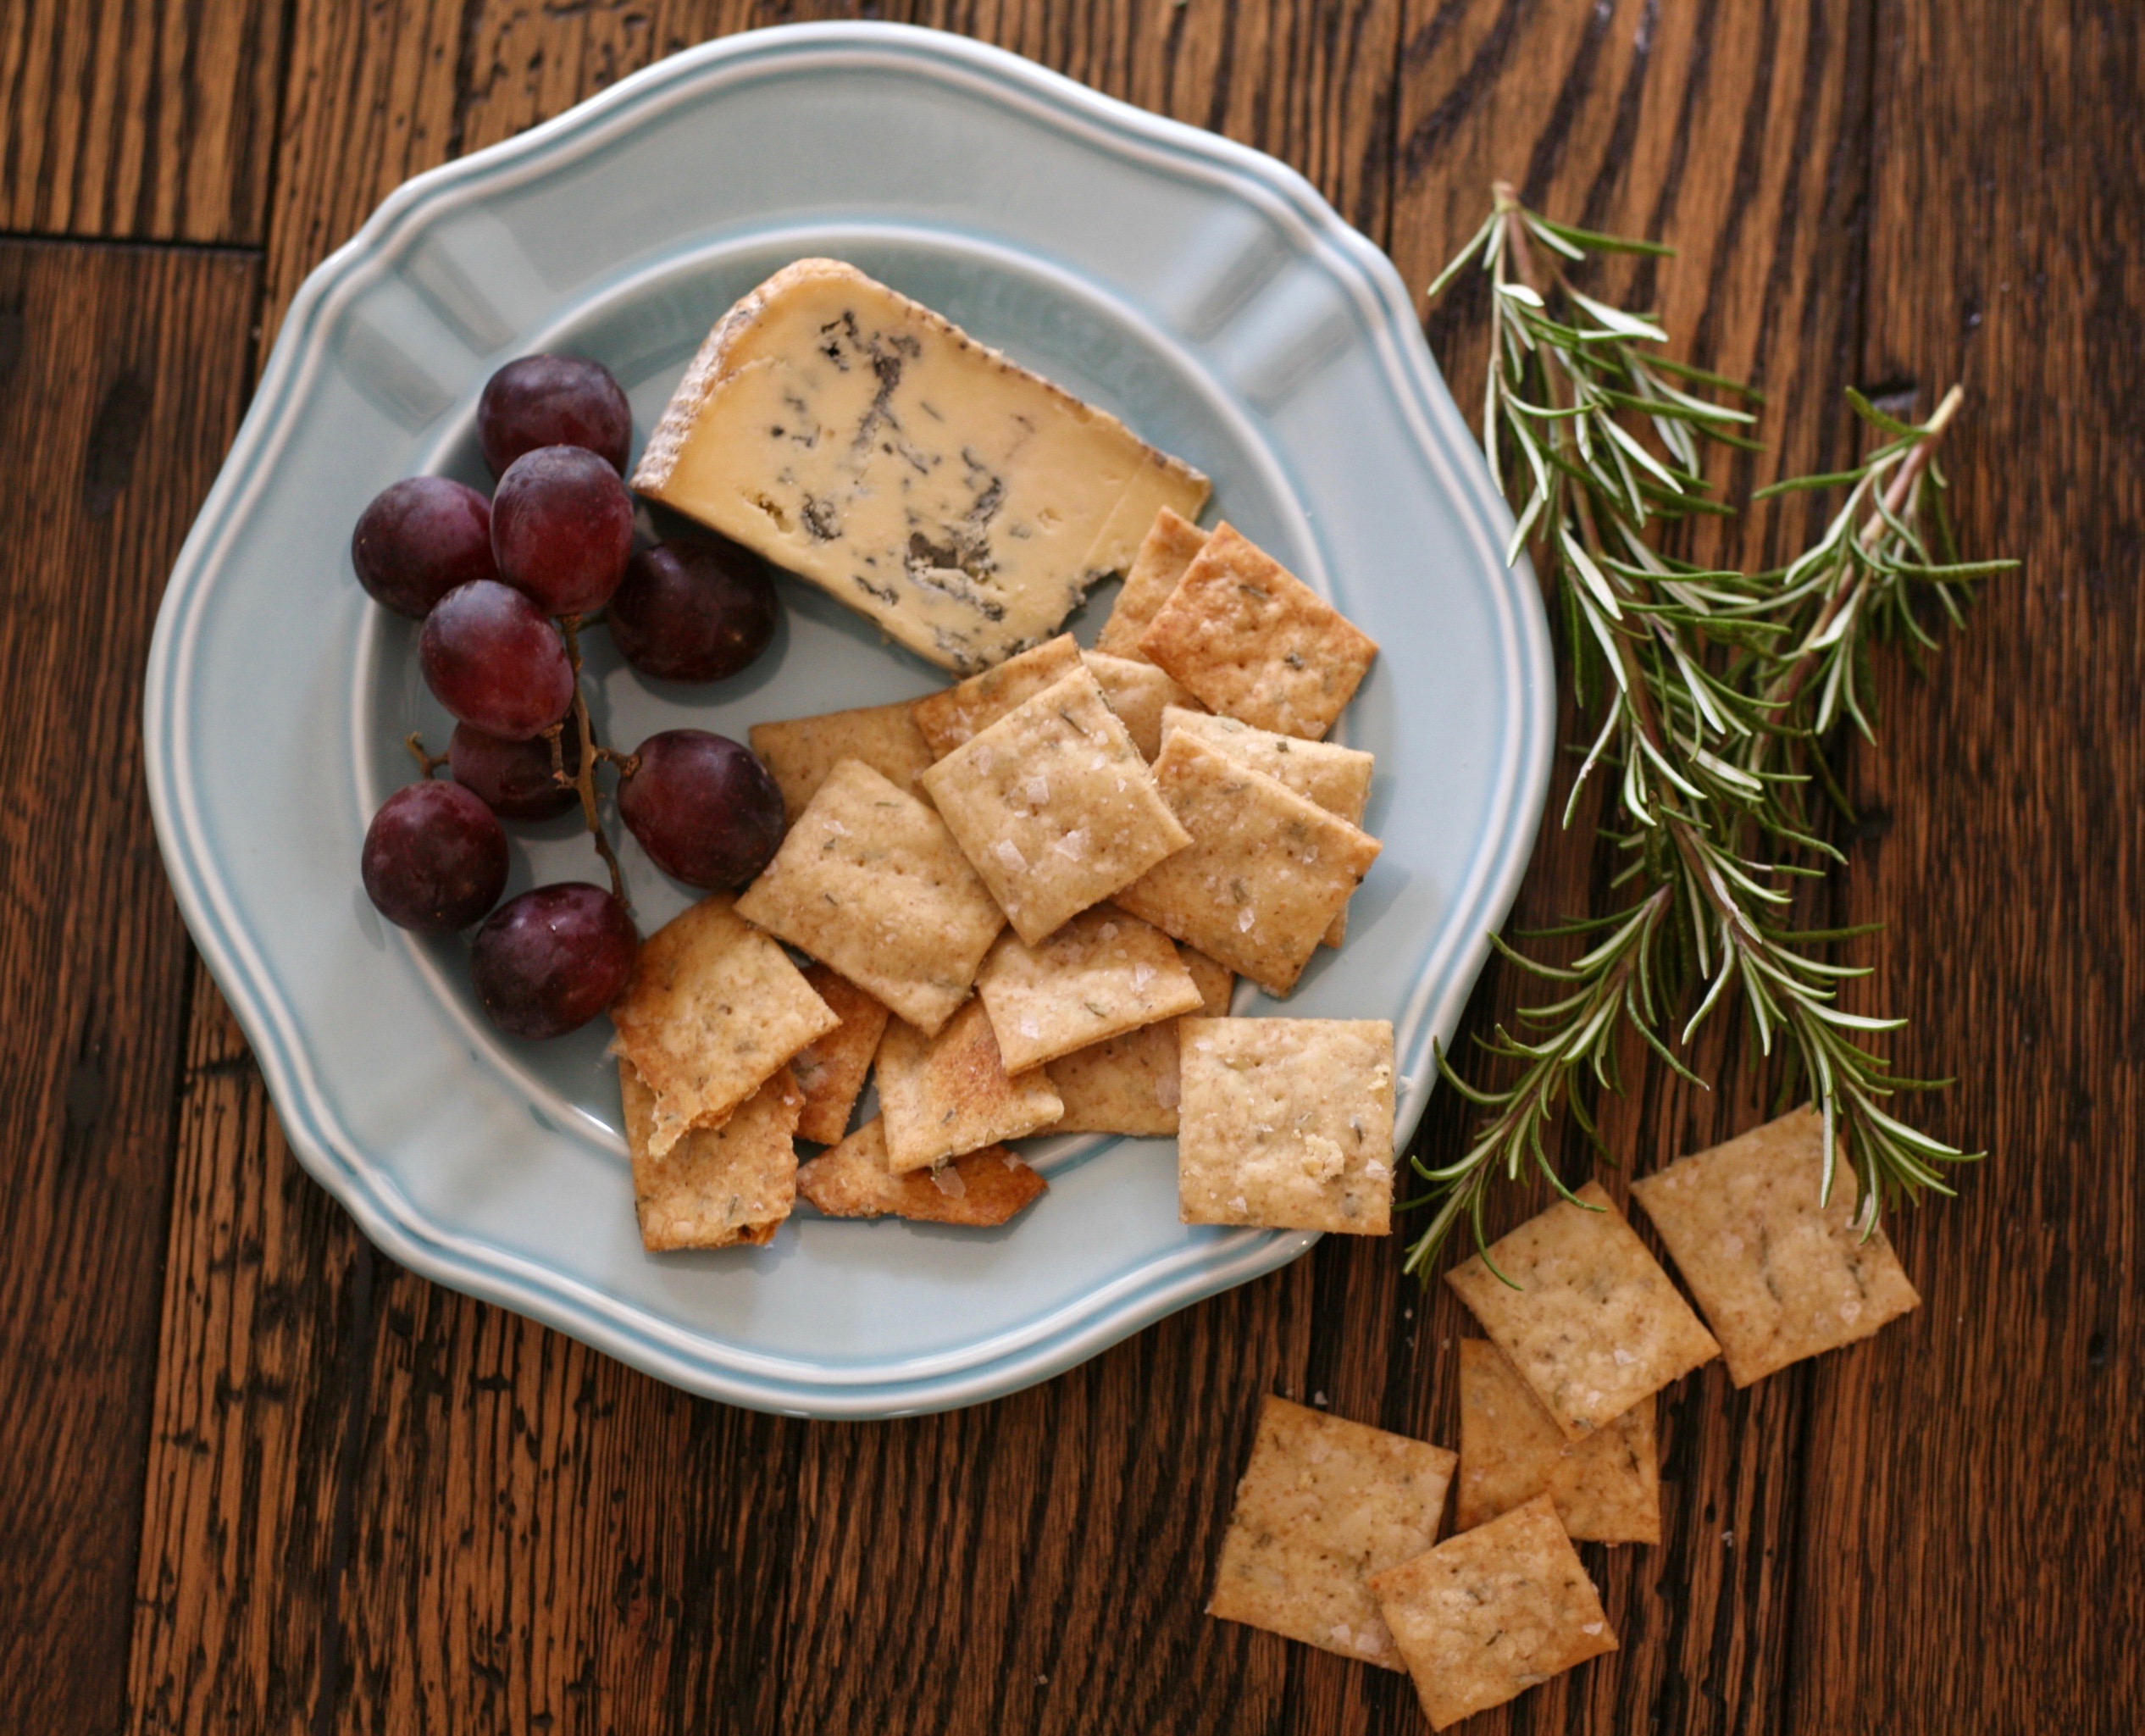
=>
[1208,1107,1922,1728]
[608,508,1406,1250]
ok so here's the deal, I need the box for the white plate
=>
[144,22,1552,1417]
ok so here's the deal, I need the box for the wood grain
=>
[0,237,257,1733]
[0,0,286,242]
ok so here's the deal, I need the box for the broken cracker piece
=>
[1456,1339,1660,1545]
[1368,1494,1617,1730]
[975,904,1203,1073]
[1207,1394,1457,1672]
[1630,1106,1921,1386]
[734,758,1004,1036]
[1445,1181,1720,1441]
[1137,523,1377,740]
[790,965,891,1145]
[1177,1018,1394,1235]
[1045,946,1234,1137]
[607,895,839,1160]
[875,997,1064,1173]
[1096,505,1209,659]
[749,698,935,824]
[795,1117,1047,1226]
[624,1061,802,1251]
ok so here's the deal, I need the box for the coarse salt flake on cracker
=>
[1629,1106,1921,1386]
[875,997,1063,1173]
[795,1117,1047,1227]
[975,904,1203,1073]
[622,1061,802,1251]
[1444,1181,1720,1441]
[1206,1394,1457,1672]
[1455,1339,1660,1545]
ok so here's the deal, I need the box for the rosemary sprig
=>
[1405,189,2016,1279]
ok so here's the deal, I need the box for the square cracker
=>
[795,1117,1047,1227]
[1456,1339,1660,1545]
[976,904,1203,1073]
[911,635,1084,757]
[1445,1181,1721,1441]
[1207,1394,1457,1672]
[1084,652,1199,762]
[623,1061,801,1251]
[1097,505,1208,658]
[734,758,1004,1036]
[875,997,1064,1173]
[1046,946,1234,1136]
[790,965,890,1145]
[1116,732,1379,997]
[1630,1106,1921,1386]
[607,895,840,1160]
[1138,523,1377,740]
[920,665,1191,945]
[1161,707,1374,946]
[749,699,936,824]
[1177,1018,1394,1235]
[1368,1494,1618,1730]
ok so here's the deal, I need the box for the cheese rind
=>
[635,259,1211,673]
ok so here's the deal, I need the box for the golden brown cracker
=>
[1096,505,1208,658]
[749,699,935,823]
[910,635,1084,757]
[623,1062,802,1251]
[975,904,1203,1072]
[875,997,1064,1173]
[795,1118,1047,1226]
[1455,1339,1660,1545]
[789,965,890,1145]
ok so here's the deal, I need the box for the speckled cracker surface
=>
[1045,946,1234,1136]
[1137,524,1377,740]
[789,965,890,1145]
[975,905,1203,1072]
[749,699,935,824]
[1207,1395,1458,1672]
[1177,1018,1394,1234]
[1161,707,1374,945]
[1368,1494,1617,1730]
[607,896,839,1160]
[1097,505,1208,658]
[734,758,1004,1036]
[624,1062,802,1251]
[875,997,1064,1173]
[921,666,1191,945]
[911,635,1084,757]
[1445,1182,1720,1441]
[1085,652,1198,760]
[795,1118,1047,1226]
[1116,732,1379,996]
[1630,1107,1921,1386]
[1456,1339,1660,1544]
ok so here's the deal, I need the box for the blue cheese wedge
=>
[633,259,1211,673]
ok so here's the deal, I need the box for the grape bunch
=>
[354,353,786,1040]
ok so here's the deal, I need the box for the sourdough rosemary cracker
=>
[975,905,1203,1072]
[911,635,1085,757]
[624,1062,802,1251]
[795,1118,1047,1227]
[1455,1339,1660,1544]
[788,965,890,1146]
[875,998,1064,1173]
[1444,1182,1720,1440]
[1097,505,1208,658]
[735,758,1004,1035]
[1368,1495,1617,1730]
[1207,1395,1457,1672]
[1084,652,1198,761]
[748,699,936,823]
[1630,1107,1921,1385]
[1044,946,1234,1136]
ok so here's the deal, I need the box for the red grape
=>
[419,580,576,740]
[478,355,633,477]
[491,446,634,617]
[469,883,638,1040]
[618,730,785,890]
[361,780,508,933]
[351,476,495,618]
[448,718,580,821]
[609,536,779,683]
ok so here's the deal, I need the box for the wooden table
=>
[3,3,2131,1729]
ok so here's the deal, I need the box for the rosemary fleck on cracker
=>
[1096,505,1208,658]
[875,997,1064,1173]
[789,965,890,1145]
[795,1118,1047,1226]
[1445,1181,1721,1440]
[623,1061,802,1251]
[1368,1494,1617,1730]
[1455,1339,1660,1545]
[911,634,1085,757]
[1207,1394,1458,1672]
[749,698,935,823]
[976,904,1203,1073]
[734,758,1004,1035]
[1116,731,1378,996]
[1045,946,1234,1136]
[1137,523,1377,740]
[921,665,1191,945]
[607,895,839,1160]
[1630,1107,1921,1386]
[1176,1018,1394,1234]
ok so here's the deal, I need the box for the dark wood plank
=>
[0,0,286,243]
[1787,3,2145,1728]
[0,236,258,1733]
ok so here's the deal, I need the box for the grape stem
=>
[404,733,446,779]
[555,615,628,907]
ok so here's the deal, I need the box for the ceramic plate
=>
[144,22,1551,1417]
